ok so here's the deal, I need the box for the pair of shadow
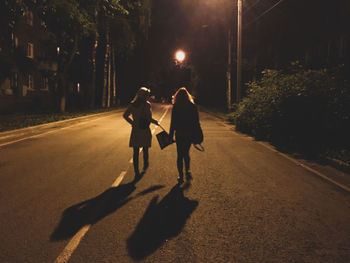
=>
[50,183,164,241]
[51,181,198,261]
[127,182,199,260]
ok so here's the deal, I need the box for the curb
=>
[201,107,350,176]
[0,108,124,136]
[325,157,350,174]
[202,109,350,193]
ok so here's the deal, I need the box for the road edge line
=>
[0,109,124,136]
[257,141,350,193]
[203,110,350,193]
[0,114,115,147]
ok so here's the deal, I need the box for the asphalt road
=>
[0,103,349,263]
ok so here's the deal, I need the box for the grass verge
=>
[0,107,122,132]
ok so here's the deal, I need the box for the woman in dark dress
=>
[169,87,200,184]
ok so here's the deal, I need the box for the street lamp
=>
[227,0,242,109]
[236,0,242,104]
[175,50,186,64]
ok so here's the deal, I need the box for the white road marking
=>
[158,107,169,125]
[54,170,127,263]
[0,115,113,147]
[257,141,350,193]
[205,111,350,193]
[54,106,170,263]
[54,225,90,263]
[111,171,127,187]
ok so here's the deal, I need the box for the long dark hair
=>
[131,87,150,107]
[172,87,194,106]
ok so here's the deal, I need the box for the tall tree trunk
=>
[59,35,78,113]
[89,38,97,109]
[112,46,117,106]
[107,30,112,108]
[95,8,107,108]
[103,25,110,108]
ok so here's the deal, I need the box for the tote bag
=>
[156,125,173,150]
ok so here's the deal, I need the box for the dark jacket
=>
[169,102,199,139]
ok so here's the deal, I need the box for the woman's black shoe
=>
[185,171,192,181]
[177,176,184,184]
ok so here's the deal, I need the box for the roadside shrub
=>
[230,62,350,155]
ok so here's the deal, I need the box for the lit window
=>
[11,33,18,48]
[27,42,34,58]
[41,76,49,91]
[28,74,34,90]
[25,9,34,26]
[11,72,18,90]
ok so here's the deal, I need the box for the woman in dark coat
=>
[169,87,200,184]
[123,87,158,177]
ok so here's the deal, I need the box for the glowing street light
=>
[175,50,186,63]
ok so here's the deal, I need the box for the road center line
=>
[54,106,170,263]
[54,225,90,263]
[111,171,127,187]
[54,170,128,263]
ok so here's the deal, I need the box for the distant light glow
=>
[77,83,80,93]
[175,50,185,62]
[57,46,60,54]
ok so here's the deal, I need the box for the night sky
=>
[120,0,347,105]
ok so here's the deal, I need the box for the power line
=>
[243,0,263,15]
[244,0,287,29]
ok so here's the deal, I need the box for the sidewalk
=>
[0,109,123,147]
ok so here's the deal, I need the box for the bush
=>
[230,62,350,155]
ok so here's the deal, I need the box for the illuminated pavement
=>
[0,103,349,263]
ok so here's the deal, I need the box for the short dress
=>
[124,101,153,148]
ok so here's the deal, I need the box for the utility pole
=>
[227,29,232,110]
[236,0,242,103]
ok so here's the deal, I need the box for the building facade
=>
[0,6,57,113]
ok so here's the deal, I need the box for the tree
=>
[38,0,97,112]
[38,0,152,112]
[93,0,152,108]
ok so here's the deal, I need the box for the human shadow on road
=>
[50,183,164,241]
[127,182,198,260]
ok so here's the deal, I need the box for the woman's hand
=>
[151,119,159,125]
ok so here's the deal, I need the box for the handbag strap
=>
[157,124,167,132]
[193,144,205,151]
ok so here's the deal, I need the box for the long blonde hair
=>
[131,87,150,106]
[172,87,194,105]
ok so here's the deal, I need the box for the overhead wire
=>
[244,0,287,29]
[243,0,263,14]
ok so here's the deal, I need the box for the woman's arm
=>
[194,104,200,125]
[148,102,159,125]
[169,107,176,140]
[123,105,134,126]
[150,118,159,125]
